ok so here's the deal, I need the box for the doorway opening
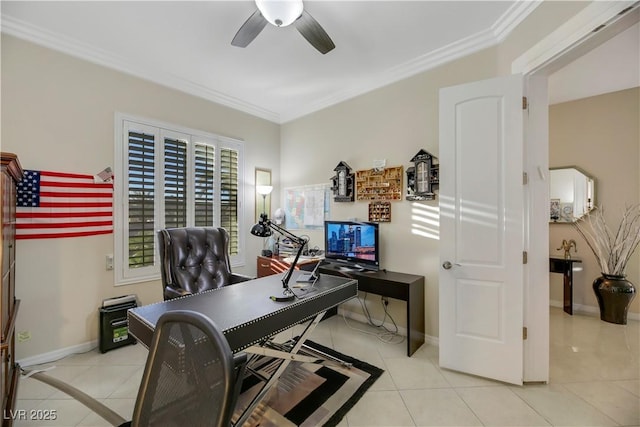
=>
[517,2,639,383]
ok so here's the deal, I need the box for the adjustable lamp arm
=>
[266,220,307,247]
[251,213,309,295]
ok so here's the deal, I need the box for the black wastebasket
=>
[99,295,138,353]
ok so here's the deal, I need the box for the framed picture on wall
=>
[550,199,560,222]
[560,203,574,222]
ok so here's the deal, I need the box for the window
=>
[114,114,244,285]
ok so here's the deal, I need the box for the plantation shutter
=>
[164,137,188,228]
[116,116,245,285]
[127,130,155,269]
[220,148,239,255]
[194,144,215,227]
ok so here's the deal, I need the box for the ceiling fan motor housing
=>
[256,0,304,27]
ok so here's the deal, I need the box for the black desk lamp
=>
[251,213,309,301]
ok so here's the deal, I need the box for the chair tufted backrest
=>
[158,227,235,299]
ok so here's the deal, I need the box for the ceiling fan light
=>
[255,0,303,27]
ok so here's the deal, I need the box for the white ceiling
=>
[1,0,540,123]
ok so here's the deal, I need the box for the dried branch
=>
[574,204,640,276]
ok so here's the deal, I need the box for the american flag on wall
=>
[16,170,114,239]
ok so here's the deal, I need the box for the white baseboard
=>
[22,303,636,367]
[18,340,98,368]
[549,299,639,321]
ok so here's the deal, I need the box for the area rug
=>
[234,340,384,427]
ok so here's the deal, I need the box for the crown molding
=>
[280,1,541,123]
[2,1,540,125]
[512,0,637,75]
[493,0,542,42]
[1,15,281,123]
[279,26,498,123]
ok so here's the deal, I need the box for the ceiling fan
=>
[231,0,335,54]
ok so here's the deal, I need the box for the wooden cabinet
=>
[1,153,22,427]
[257,256,318,278]
[355,166,403,201]
[257,255,277,278]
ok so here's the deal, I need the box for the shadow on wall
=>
[411,203,439,240]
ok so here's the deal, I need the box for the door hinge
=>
[523,172,528,185]
[523,327,528,340]
[522,96,528,110]
[523,251,528,264]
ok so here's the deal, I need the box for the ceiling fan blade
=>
[231,10,268,48]
[294,10,335,54]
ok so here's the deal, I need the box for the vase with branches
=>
[574,205,639,324]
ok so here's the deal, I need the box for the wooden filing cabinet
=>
[1,153,22,426]
[257,255,294,278]
[257,255,276,278]
[257,255,318,278]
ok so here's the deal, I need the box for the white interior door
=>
[439,74,524,385]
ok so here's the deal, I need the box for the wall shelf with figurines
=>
[356,165,403,201]
[330,161,355,202]
[368,201,391,222]
[406,149,438,201]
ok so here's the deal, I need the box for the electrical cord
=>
[341,293,404,345]
[20,345,99,370]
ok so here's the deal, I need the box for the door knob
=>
[442,261,453,270]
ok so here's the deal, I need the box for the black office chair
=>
[158,227,254,300]
[24,310,248,427]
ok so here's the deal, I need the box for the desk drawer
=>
[257,256,276,278]
[257,256,316,278]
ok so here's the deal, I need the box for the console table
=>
[319,264,425,356]
[549,256,582,315]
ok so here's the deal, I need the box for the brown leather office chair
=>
[25,310,248,427]
[158,227,253,301]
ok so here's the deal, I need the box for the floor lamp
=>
[256,185,273,256]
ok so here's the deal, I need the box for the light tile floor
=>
[13,307,640,426]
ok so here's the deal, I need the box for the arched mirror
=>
[549,166,596,223]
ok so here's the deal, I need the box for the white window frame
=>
[114,113,245,285]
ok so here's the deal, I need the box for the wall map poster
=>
[284,184,331,230]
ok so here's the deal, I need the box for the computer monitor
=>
[324,220,379,271]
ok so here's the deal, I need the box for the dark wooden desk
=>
[319,264,425,356]
[549,257,582,315]
[128,273,357,426]
[128,273,357,352]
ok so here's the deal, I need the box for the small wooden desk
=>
[255,256,426,356]
[549,257,582,315]
[319,264,425,357]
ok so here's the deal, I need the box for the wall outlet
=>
[106,254,114,271]
[17,331,31,342]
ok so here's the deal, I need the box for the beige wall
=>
[281,47,501,338]
[549,87,640,315]
[280,1,594,339]
[1,35,281,360]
